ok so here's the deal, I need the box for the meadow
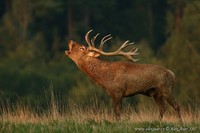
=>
[0,92,199,133]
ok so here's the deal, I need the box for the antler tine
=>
[85,29,93,47]
[115,41,139,61]
[130,48,139,55]
[91,33,100,47]
[123,51,139,61]
[117,41,133,51]
[99,34,112,50]
[101,34,112,44]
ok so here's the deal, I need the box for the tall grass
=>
[0,89,199,132]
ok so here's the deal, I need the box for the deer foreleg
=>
[113,97,122,120]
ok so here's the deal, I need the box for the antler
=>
[85,30,139,62]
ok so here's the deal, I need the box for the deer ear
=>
[87,51,100,57]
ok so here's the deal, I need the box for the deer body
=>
[65,30,181,121]
[75,57,174,97]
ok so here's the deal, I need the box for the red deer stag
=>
[65,30,181,121]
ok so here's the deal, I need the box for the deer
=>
[65,30,182,121]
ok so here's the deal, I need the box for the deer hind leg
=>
[163,94,182,122]
[153,94,166,120]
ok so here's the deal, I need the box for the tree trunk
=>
[82,12,90,29]
[67,0,75,38]
[4,0,12,13]
[175,0,181,33]
[147,2,154,43]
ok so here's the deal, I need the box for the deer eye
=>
[80,47,86,51]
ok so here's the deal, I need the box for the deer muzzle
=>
[65,50,70,55]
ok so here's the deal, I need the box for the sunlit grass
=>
[0,90,199,132]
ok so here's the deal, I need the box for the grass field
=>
[0,93,199,133]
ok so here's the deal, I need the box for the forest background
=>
[0,0,199,111]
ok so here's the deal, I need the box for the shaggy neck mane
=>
[77,57,113,87]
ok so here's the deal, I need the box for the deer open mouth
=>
[65,47,71,55]
[65,42,72,55]
[65,50,70,55]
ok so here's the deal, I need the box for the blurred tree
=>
[161,0,200,103]
[0,0,35,61]
[64,0,116,40]
[12,0,32,39]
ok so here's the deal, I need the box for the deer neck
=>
[77,57,112,86]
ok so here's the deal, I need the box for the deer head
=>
[65,30,139,62]
[65,40,94,62]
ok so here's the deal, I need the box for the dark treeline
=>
[0,0,199,109]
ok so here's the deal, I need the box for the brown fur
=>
[65,40,181,121]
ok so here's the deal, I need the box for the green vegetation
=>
[1,121,199,133]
